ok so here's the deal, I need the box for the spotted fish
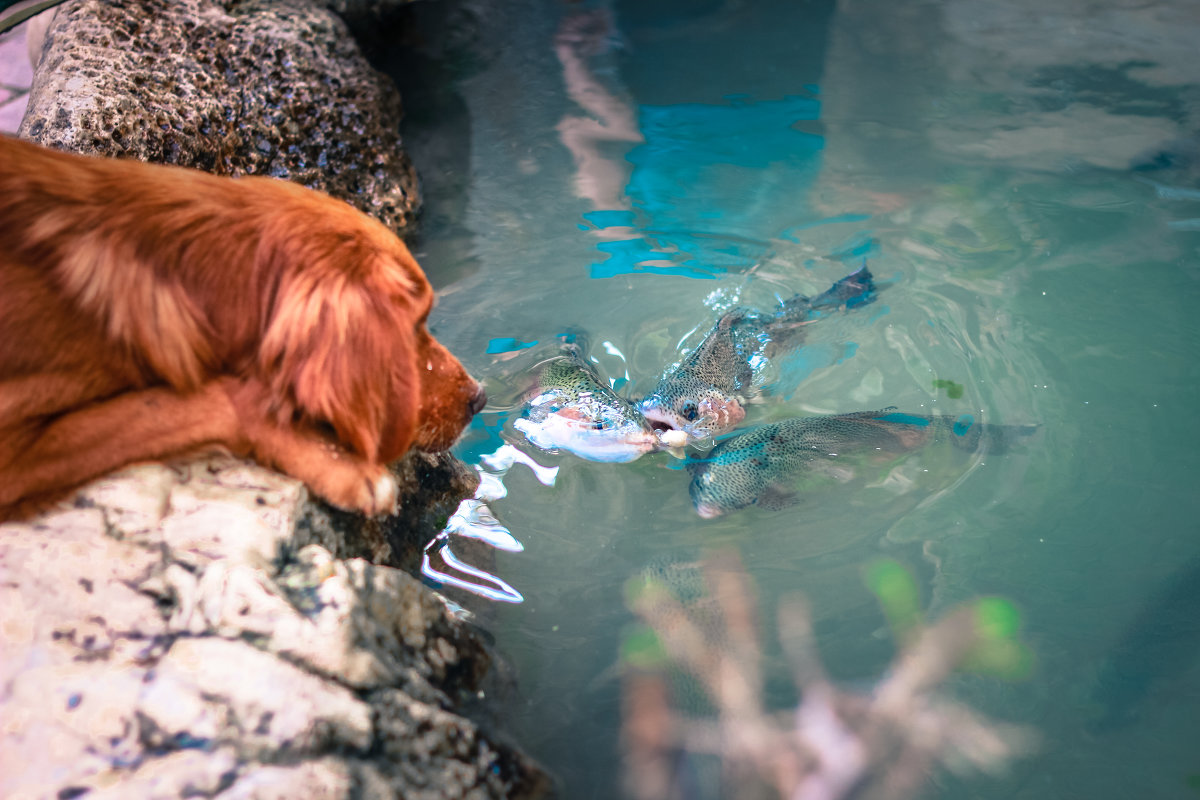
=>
[687,409,1035,518]
[639,265,878,443]
[514,348,670,463]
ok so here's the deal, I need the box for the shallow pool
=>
[386,1,1200,796]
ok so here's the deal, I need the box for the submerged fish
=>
[639,265,878,442]
[515,349,679,463]
[687,409,1035,518]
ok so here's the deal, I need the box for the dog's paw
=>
[343,465,399,517]
[315,462,399,517]
[367,469,399,516]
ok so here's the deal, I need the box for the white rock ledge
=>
[0,455,548,800]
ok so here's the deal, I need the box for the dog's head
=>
[257,195,485,464]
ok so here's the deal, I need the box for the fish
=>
[638,265,878,443]
[514,347,682,463]
[686,409,1036,518]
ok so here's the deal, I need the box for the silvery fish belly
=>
[686,409,1036,518]
[639,265,877,443]
[514,354,662,463]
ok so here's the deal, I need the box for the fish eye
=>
[681,402,699,422]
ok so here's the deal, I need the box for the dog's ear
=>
[259,251,424,462]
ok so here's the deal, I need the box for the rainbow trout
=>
[687,409,1035,517]
[639,265,877,443]
[515,349,683,463]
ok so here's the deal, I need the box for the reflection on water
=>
[585,95,825,279]
[421,445,557,604]
[391,0,1200,797]
[555,8,829,281]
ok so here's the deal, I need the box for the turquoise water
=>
[388,1,1200,797]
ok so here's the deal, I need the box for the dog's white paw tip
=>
[372,472,399,515]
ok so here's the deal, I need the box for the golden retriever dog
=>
[0,135,485,520]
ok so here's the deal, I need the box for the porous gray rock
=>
[20,0,420,235]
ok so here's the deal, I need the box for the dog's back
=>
[0,135,484,519]
[1,136,276,392]
[0,137,143,414]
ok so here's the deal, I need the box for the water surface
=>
[388,1,1200,797]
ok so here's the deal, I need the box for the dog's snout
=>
[469,381,487,416]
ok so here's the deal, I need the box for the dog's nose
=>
[469,382,488,416]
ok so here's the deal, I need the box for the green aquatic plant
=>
[964,596,1034,679]
[865,558,924,644]
[619,622,670,671]
[932,378,965,399]
[865,559,1033,681]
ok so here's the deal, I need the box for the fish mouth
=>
[640,397,746,440]
[643,412,697,449]
[640,404,684,433]
[694,501,725,519]
[645,416,677,433]
[642,410,712,450]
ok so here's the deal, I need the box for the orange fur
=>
[0,135,485,519]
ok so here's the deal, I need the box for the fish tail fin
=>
[862,411,1039,454]
[928,415,1039,453]
[776,264,879,322]
[812,263,877,311]
[960,421,1040,454]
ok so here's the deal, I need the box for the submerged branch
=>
[623,550,1034,800]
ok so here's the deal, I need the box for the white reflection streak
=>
[422,541,525,604]
[445,499,524,552]
[602,340,633,387]
[421,444,558,603]
[602,340,627,363]
[480,444,560,489]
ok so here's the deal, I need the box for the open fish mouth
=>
[639,398,746,443]
[641,408,679,433]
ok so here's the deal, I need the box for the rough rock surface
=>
[0,456,548,800]
[299,450,480,570]
[20,0,420,235]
